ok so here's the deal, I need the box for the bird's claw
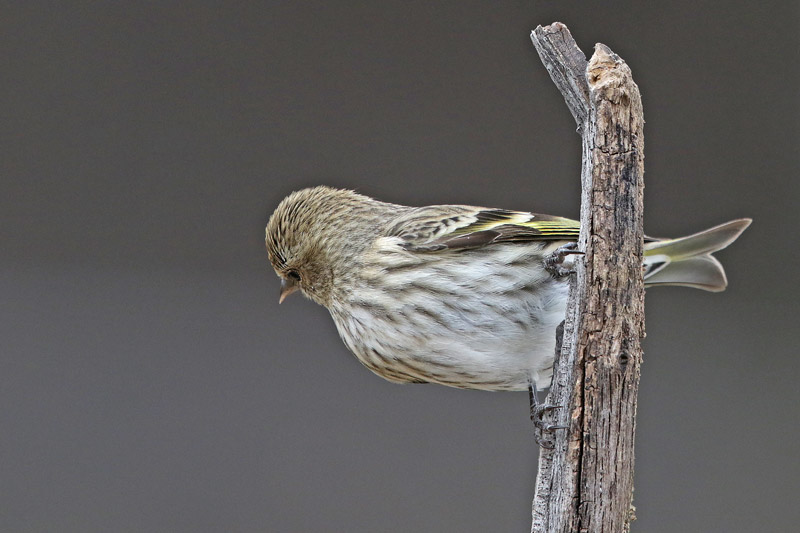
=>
[530,397,568,448]
[530,403,561,425]
[544,242,583,278]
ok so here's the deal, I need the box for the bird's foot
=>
[529,385,568,449]
[544,242,583,278]
[531,404,568,449]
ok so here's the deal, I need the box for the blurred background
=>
[2,2,797,531]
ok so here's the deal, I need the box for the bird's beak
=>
[279,277,299,304]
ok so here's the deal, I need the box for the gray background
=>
[2,2,798,532]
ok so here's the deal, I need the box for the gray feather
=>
[643,218,751,292]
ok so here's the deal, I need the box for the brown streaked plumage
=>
[265,186,751,391]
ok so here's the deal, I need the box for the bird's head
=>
[265,186,396,307]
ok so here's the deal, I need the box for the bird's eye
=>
[286,269,301,282]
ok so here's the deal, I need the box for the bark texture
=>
[530,23,645,533]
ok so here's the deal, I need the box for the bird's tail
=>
[643,219,752,292]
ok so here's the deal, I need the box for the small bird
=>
[265,186,750,393]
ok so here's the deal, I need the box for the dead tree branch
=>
[530,23,646,533]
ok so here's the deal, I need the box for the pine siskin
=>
[265,186,750,392]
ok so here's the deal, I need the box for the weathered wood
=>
[529,23,589,133]
[530,24,645,533]
[530,23,590,533]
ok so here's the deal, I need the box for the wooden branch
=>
[529,22,589,133]
[530,24,646,533]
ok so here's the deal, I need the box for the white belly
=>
[328,241,570,391]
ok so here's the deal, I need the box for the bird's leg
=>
[544,242,583,278]
[529,321,569,448]
[529,382,567,449]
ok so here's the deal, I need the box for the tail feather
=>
[643,218,751,292]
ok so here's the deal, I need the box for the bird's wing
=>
[387,206,580,252]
